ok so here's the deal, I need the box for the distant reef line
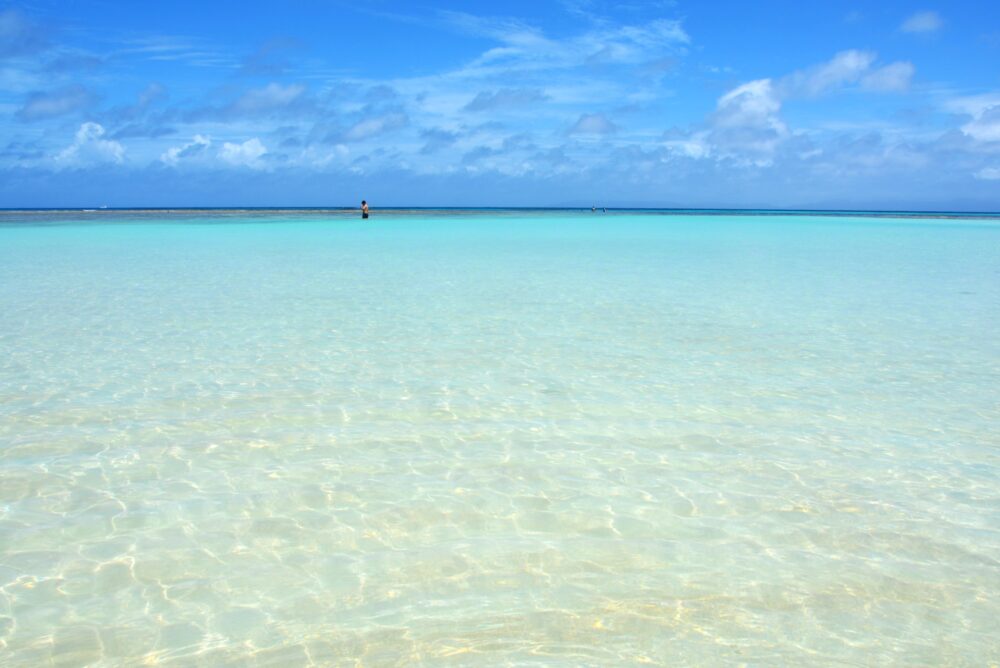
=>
[1,207,999,220]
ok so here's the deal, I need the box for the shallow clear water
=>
[1,211,998,666]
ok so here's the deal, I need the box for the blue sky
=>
[1,0,999,209]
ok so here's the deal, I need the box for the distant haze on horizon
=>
[1,1,999,210]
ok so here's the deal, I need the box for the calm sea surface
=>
[1,211,998,665]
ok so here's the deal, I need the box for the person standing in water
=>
[361,200,369,219]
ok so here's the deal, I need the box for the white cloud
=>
[901,11,942,34]
[16,85,95,121]
[708,79,788,163]
[974,167,1000,180]
[444,12,688,77]
[779,51,914,97]
[945,93,1000,118]
[54,122,125,167]
[233,82,305,113]
[946,94,1000,143]
[295,144,349,168]
[343,112,408,141]
[715,79,783,129]
[784,50,876,97]
[323,12,690,137]
[568,112,617,135]
[861,62,915,92]
[117,35,236,69]
[963,109,1000,143]
[219,137,267,168]
[160,134,211,166]
[677,51,916,165]
[584,20,690,62]
[184,82,308,121]
[664,134,710,159]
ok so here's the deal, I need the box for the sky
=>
[1,0,999,209]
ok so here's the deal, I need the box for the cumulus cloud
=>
[16,85,95,121]
[664,78,812,164]
[708,79,788,161]
[715,80,783,129]
[947,94,1000,143]
[219,137,267,168]
[901,11,942,34]
[54,122,124,167]
[962,106,1000,143]
[160,134,211,166]
[569,112,617,135]
[665,51,917,166]
[464,88,548,111]
[9,7,998,208]
[663,130,711,159]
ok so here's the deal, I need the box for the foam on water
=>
[1,212,998,665]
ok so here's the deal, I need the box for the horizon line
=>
[2,206,1000,219]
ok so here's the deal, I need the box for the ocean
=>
[1,209,998,665]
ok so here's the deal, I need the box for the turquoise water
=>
[1,211,998,665]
